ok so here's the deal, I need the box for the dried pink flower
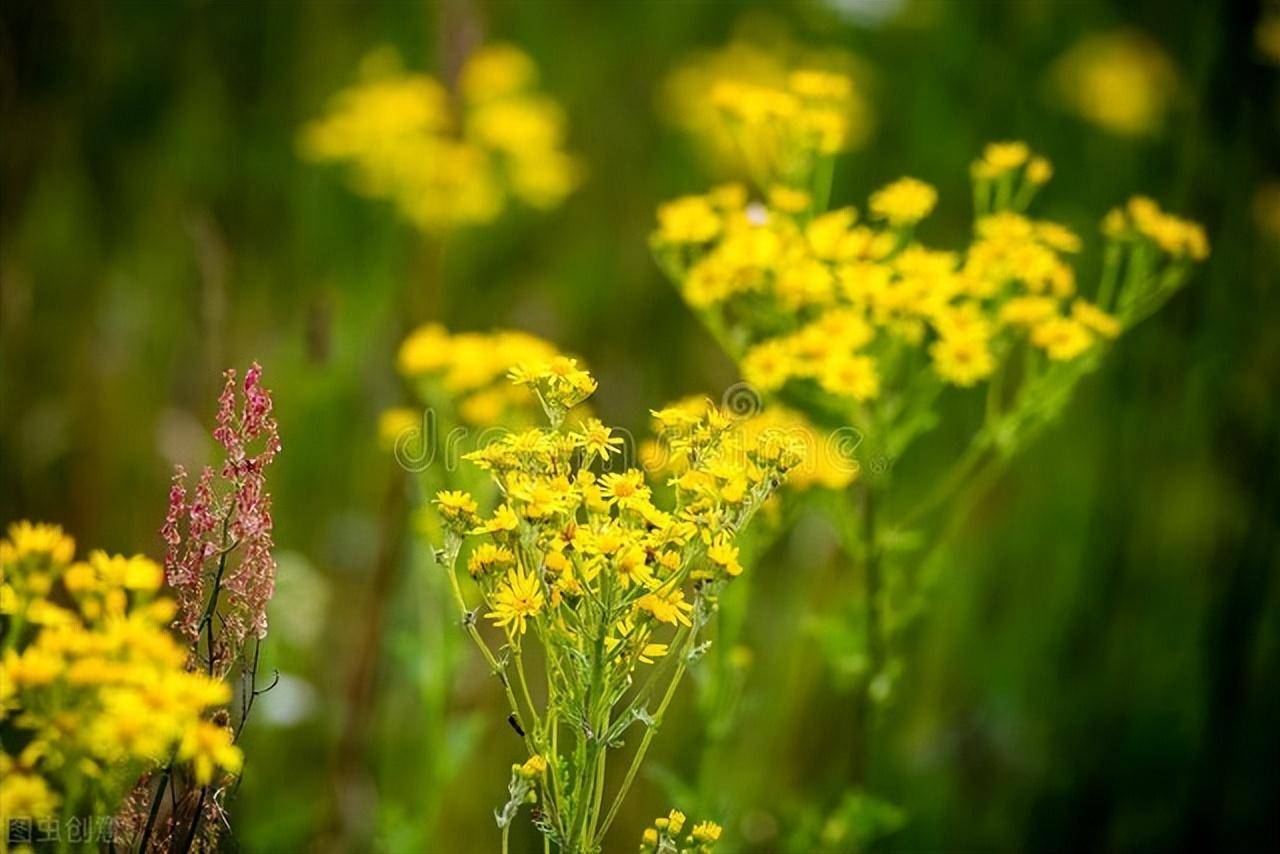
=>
[162,362,281,675]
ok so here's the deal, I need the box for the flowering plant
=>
[300,43,581,232]
[653,105,1208,842]
[429,361,799,852]
[0,523,234,845]
[344,327,586,847]
[1,363,280,852]
[124,363,281,852]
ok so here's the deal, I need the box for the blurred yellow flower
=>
[653,142,1208,414]
[656,195,722,243]
[869,177,938,226]
[0,521,75,566]
[929,334,996,387]
[397,324,570,426]
[179,720,244,785]
[1251,181,1280,240]
[1,522,243,827]
[1257,11,1280,65]
[1032,316,1094,361]
[300,43,581,232]
[1048,30,1178,136]
[378,406,420,450]
[0,770,59,824]
[659,26,873,185]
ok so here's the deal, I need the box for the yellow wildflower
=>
[768,184,811,214]
[1072,300,1122,339]
[869,177,937,226]
[300,44,580,232]
[0,771,59,822]
[1032,317,1094,360]
[577,418,624,459]
[657,195,722,243]
[486,567,545,635]
[973,140,1030,179]
[692,820,723,843]
[1026,156,1054,185]
[435,490,479,524]
[1049,30,1178,137]
[459,43,538,103]
[819,354,880,401]
[930,335,996,387]
[1000,296,1059,327]
[476,504,520,535]
[378,407,420,450]
[179,721,243,785]
[706,538,743,577]
[2,521,75,566]
[518,754,548,779]
[468,544,515,579]
[636,589,694,627]
[741,340,795,393]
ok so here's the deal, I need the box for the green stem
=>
[572,577,613,851]
[1096,243,1123,311]
[899,433,995,530]
[444,547,538,758]
[594,617,700,844]
[513,647,543,740]
[586,739,608,845]
[813,154,836,213]
[850,482,883,784]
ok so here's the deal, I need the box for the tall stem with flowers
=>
[652,56,1209,848]
[428,358,798,852]
[131,363,282,853]
[301,41,584,847]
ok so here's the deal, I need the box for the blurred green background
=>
[2,0,1277,851]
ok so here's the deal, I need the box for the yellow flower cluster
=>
[639,808,722,853]
[396,324,569,426]
[641,396,859,492]
[300,44,582,232]
[869,177,938,227]
[653,142,1208,405]
[0,523,241,829]
[1103,195,1210,260]
[508,356,599,425]
[660,33,872,185]
[1048,30,1179,137]
[451,383,795,637]
[433,368,797,850]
